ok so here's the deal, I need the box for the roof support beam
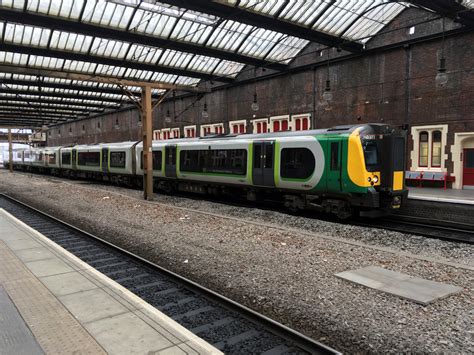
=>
[0,102,105,113]
[0,64,207,92]
[0,96,118,109]
[0,78,162,98]
[159,0,363,52]
[407,0,474,27]
[0,8,287,71]
[0,112,72,120]
[0,88,126,104]
[0,43,234,83]
[0,111,77,119]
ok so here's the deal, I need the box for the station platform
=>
[407,187,474,205]
[0,208,222,355]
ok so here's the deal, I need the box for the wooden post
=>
[8,128,13,173]
[142,86,153,201]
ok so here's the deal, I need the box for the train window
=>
[281,148,314,179]
[77,152,100,166]
[265,144,273,168]
[140,151,162,170]
[431,131,442,167]
[110,151,126,168]
[180,150,201,172]
[62,152,71,165]
[330,142,340,170]
[393,138,405,171]
[181,149,247,175]
[363,141,378,167]
[17,152,21,158]
[254,145,262,169]
[47,153,56,165]
[419,131,428,167]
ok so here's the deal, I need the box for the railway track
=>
[8,171,474,244]
[0,194,338,355]
[361,214,474,244]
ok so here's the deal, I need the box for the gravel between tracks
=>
[1,170,473,354]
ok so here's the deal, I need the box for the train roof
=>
[28,123,395,150]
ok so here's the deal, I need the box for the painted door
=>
[165,145,177,178]
[326,139,342,192]
[101,148,108,173]
[463,148,474,188]
[252,141,275,187]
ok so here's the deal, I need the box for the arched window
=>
[431,130,442,167]
[419,131,428,167]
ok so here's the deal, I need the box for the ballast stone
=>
[336,266,462,305]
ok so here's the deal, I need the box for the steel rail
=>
[0,193,339,355]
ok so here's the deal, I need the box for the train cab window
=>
[77,152,100,166]
[431,131,442,167]
[110,151,126,168]
[330,142,340,170]
[140,151,162,170]
[363,141,378,168]
[419,131,429,167]
[281,148,314,179]
[61,152,71,165]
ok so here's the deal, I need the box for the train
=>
[5,123,408,218]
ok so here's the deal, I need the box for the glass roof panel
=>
[235,0,408,43]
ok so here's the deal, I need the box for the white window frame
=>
[184,125,197,138]
[229,119,247,134]
[251,118,269,134]
[410,124,448,172]
[269,115,290,132]
[291,113,311,131]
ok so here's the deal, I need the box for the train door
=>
[252,141,275,187]
[327,139,342,192]
[463,148,474,189]
[72,149,77,169]
[165,145,177,178]
[101,148,109,174]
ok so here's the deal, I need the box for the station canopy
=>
[0,0,473,128]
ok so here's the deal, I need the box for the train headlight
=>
[367,177,372,182]
[372,175,379,183]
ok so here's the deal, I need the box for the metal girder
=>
[407,0,474,27]
[0,88,126,104]
[1,43,234,83]
[0,111,77,119]
[0,96,119,109]
[0,65,208,92]
[0,78,163,99]
[0,101,105,113]
[0,113,72,120]
[0,108,93,116]
[158,0,363,52]
[0,8,287,71]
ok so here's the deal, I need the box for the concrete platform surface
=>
[0,208,222,355]
[408,187,474,205]
[336,266,462,305]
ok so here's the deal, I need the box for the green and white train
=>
[8,124,408,218]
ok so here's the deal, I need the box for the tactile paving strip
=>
[0,241,106,355]
[0,285,44,355]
